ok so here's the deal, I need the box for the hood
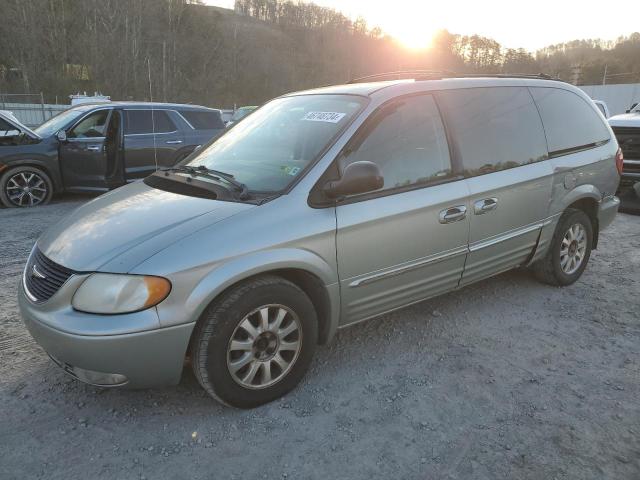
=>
[0,110,41,140]
[37,182,254,272]
[608,112,640,128]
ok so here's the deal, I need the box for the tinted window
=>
[439,87,547,177]
[124,110,176,135]
[68,109,110,138]
[341,95,452,191]
[530,87,610,154]
[180,110,224,130]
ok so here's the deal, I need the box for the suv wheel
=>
[532,208,593,286]
[0,166,53,207]
[191,275,318,408]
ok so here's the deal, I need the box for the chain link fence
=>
[0,93,68,127]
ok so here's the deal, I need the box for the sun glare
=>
[396,31,434,50]
[386,15,436,51]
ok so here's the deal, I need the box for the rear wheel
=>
[191,275,317,408]
[532,208,593,286]
[0,166,53,207]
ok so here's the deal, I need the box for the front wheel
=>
[532,208,593,286]
[0,166,53,207]
[191,275,317,408]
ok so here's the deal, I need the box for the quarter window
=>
[340,95,452,191]
[438,87,548,177]
[530,87,610,155]
[124,110,176,135]
[68,110,110,138]
[179,110,224,130]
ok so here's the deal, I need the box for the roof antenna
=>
[147,57,159,172]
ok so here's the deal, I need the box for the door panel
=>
[436,87,553,285]
[336,180,470,324]
[462,162,553,285]
[59,108,112,191]
[122,109,185,180]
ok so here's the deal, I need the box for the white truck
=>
[609,102,640,200]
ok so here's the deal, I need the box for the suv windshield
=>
[184,95,366,192]
[34,105,95,137]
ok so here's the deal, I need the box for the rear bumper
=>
[19,282,194,388]
[598,195,620,231]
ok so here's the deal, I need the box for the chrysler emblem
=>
[31,264,46,280]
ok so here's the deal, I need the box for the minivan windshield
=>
[34,105,94,137]
[184,94,366,192]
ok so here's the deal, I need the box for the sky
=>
[206,0,639,51]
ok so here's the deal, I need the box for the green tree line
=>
[0,0,638,107]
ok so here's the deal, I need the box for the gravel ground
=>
[1,196,639,480]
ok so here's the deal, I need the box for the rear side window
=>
[180,110,224,130]
[530,87,610,155]
[438,87,548,177]
[340,94,452,191]
[124,110,176,135]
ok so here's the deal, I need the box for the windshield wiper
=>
[162,165,249,200]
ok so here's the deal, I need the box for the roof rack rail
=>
[347,70,454,84]
[348,71,561,84]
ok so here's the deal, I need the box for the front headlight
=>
[72,273,171,314]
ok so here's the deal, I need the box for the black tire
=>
[191,275,318,408]
[532,208,593,286]
[0,166,53,207]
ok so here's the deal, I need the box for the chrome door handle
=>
[165,140,183,144]
[86,145,102,152]
[439,205,467,224]
[473,197,498,215]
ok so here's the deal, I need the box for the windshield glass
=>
[34,105,93,137]
[184,95,366,192]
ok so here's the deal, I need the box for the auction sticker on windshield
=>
[301,111,346,123]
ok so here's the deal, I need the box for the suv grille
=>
[612,127,640,167]
[24,248,75,303]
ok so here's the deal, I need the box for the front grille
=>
[612,126,640,163]
[24,248,75,302]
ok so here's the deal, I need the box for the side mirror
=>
[323,161,383,198]
[56,130,67,142]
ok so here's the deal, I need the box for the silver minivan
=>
[19,73,621,408]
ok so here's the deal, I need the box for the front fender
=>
[155,247,340,340]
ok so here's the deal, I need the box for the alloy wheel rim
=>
[560,223,587,275]
[6,172,48,207]
[227,304,302,389]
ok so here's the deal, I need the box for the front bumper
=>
[19,281,195,388]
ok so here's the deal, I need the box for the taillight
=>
[615,147,624,175]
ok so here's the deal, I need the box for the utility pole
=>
[602,64,607,86]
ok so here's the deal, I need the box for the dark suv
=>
[0,103,225,207]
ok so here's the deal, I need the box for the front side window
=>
[185,95,366,192]
[530,87,611,155]
[438,87,548,177]
[68,110,110,138]
[34,105,93,137]
[124,110,176,135]
[340,94,452,191]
